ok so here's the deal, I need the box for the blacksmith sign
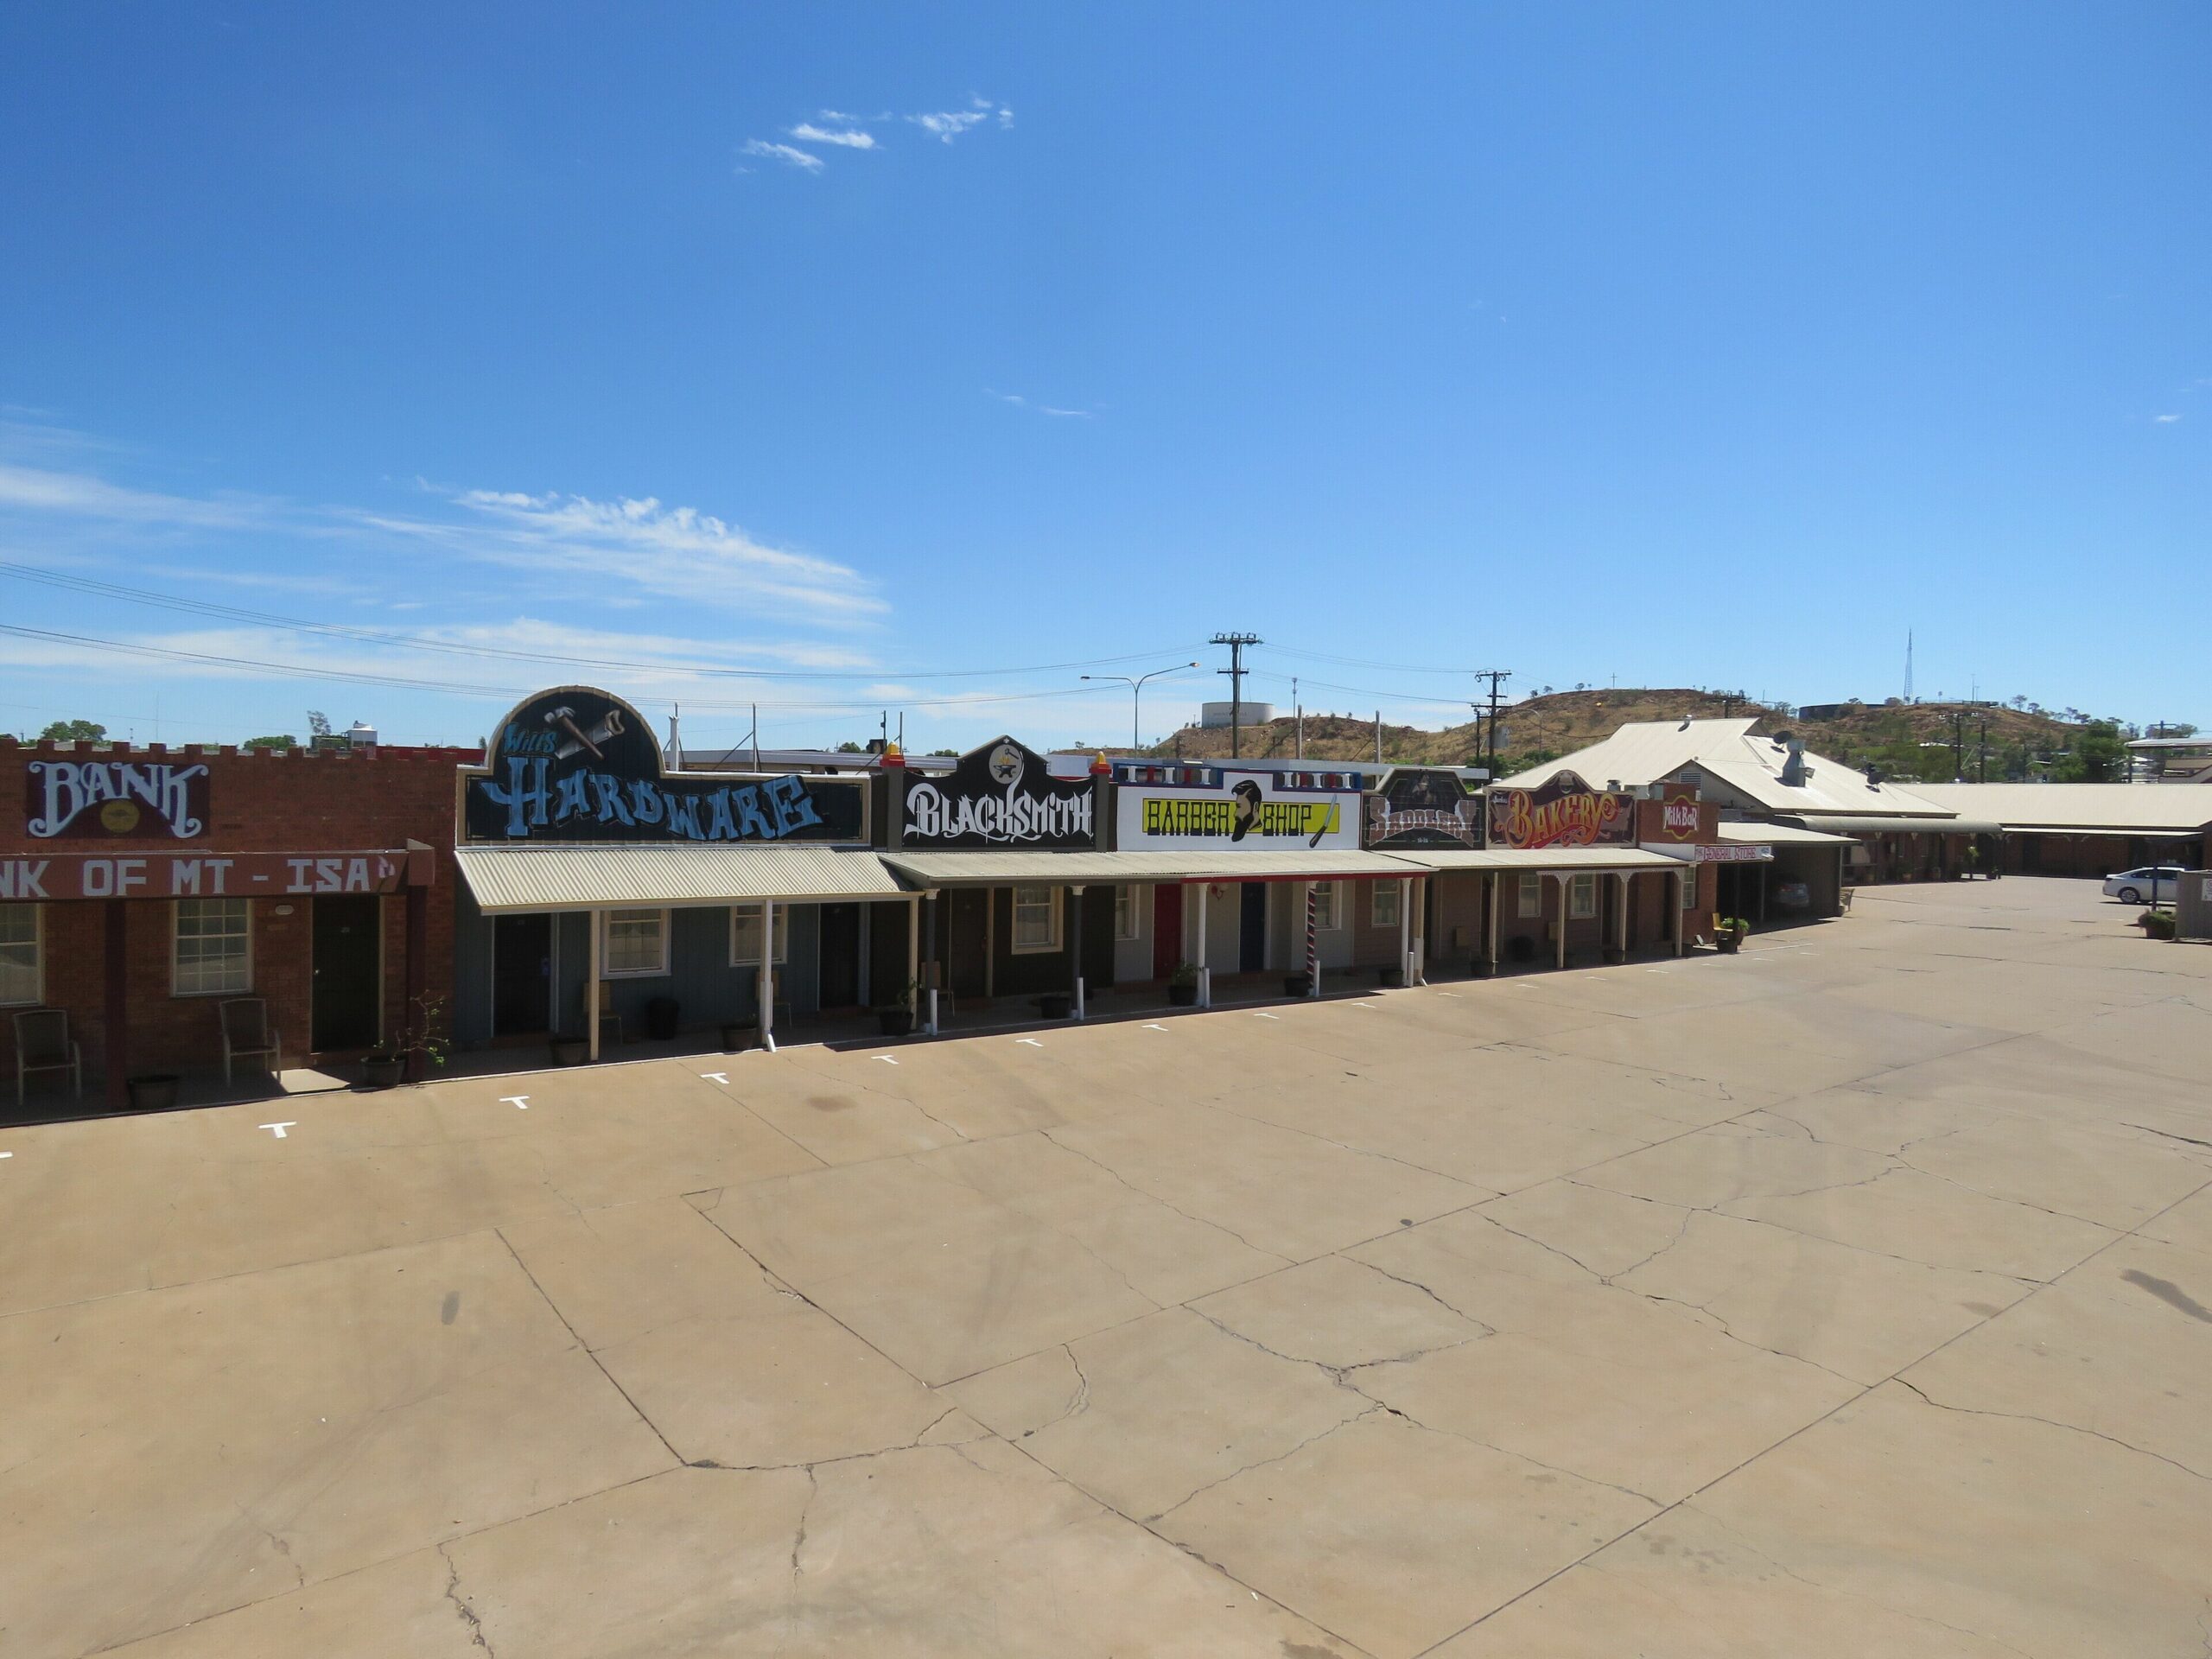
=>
[461,687,866,844]
[1486,769,1637,850]
[902,737,1094,849]
[1363,767,1481,850]
[26,759,210,840]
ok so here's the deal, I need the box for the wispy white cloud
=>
[2153,413,2183,424]
[0,461,268,531]
[740,138,823,173]
[787,123,875,150]
[987,390,1094,420]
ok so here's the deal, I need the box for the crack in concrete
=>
[1893,1377,2212,1484]
[439,1545,493,1655]
[788,1465,817,1582]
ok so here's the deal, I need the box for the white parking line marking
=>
[259,1122,296,1139]
[1017,1038,1045,1048]
[500,1095,531,1110]
[699,1072,729,1085]
[1141,1022,1168,1032]
[875,1056,899,1065]
[1252,1012,1280,1020]
[0,1150,12,1160]
[1435,992,1460,999]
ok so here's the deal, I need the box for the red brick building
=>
[1,737,469,1114]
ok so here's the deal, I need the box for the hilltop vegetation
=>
[1140,688,2141,783]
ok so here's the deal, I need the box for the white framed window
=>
[1370,880,1400,929]
[0,903,41,1006]
[1517,873,1543,918]
[601,907,670,977]
[729,902,788,967]
[1680,864,1700,910]
[1012,886,1061,954]
[1113,885,1144,942]
[1310,882,1339,930]
[1569,874,1598,919]
[174,898,251,996]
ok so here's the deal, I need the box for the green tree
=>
[38,718,106,741]
[243,734,296,751]
[2051,721,2126,783]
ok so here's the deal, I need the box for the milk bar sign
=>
[0,849,418,901]
[903,738,1093,849]
[27,760,209,840]
[1486,770,1637,849]
[463,688,865,845]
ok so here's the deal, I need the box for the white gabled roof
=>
[1501,719,1955,821]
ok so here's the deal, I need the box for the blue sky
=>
[1,3,2204,751]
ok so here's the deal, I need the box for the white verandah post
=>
[757,899,777,1052]
[1397,876,1412,986]
[1194,880,1211,1008]
[586,907,602,1062]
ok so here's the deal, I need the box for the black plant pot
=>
[126,1073,181,1113]
[1377,967,1405,988]
[1283,975,1311,997]
[360,1054,404,1090]
[1037,993,1073,1020]
[878,1008,915,1037]
[550,1036,590,1066]
[1601,947,1626,965]
[1166,983,1198,1007]
[1716,933,1743,955]
[721,1022,756,1052]
[1471,958,1497,978]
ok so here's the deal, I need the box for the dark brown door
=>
[312,895,383,1052]
[819,904,861,1008]
[1153,884,1183,980]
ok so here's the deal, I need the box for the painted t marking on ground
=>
[1016,1037,1045,1048]
[874,1055,899,1065]
[1251,1012,1281,1020]
[699,1072,729,1085]
[500,1095,531,1110]
[1141,1022,1168,1032]
[258,1122,296,1139]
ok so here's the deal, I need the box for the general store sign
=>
[26,760,209,840]
[462,687,865,845]
[0,849,424,900]
[902,737,1094,849]
[1117,770,1360,852]
[1693,842,1773,863]
[1486,770,1636,850]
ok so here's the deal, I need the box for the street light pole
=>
[1082,663,1200,752]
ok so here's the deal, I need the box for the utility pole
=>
[1471,670,1511,776]
[1211,632,1262,760]
[1952,711,1963,781]
[1374,710,1382,766]
[1294,677,1303,759]
[1977,717,1988,783]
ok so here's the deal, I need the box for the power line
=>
[0,561,1205,683]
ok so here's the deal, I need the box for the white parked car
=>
[2103,867,2182,904]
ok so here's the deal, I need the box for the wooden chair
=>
[12,1008,81,1107]
[594,982,625,1048]
[218,998,281,1084]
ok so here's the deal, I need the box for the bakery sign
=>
[1363,767,1481,849]
[1486,770,1636,849]
[1118,768,1360,852]
[26,760,209,840]
[902,737,1094,849]
[462,687,865,844]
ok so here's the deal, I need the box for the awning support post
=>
[403,880,429,1083]
[757,899,776,1052]
[1413,876,1427,985]
[1305,881,1320,997]
[1194,880,1211,1008]
[587,909,602,1062]
[1397,877,1412,988]
[1555,874,1570,970]
[1675,867,1687,956]
[1488,871,1501,971]
[1617,871,1632,957]
[924,890,938,1035]
[906,893,920,1012]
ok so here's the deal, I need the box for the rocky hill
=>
[1140,689,2109,782]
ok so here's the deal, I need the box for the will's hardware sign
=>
[26,760,209,840]
[462,687,865,844]
[1486,770,1637,850]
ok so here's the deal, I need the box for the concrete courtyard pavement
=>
[3,878,2210,1656]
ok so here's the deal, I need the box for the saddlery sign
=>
[461,687,866,844]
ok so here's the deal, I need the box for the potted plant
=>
[126,1073,181,1112]
[367,991,450,1088]
[1713,918,1751,954]
[1283,972,1312,997]
[1037,991,1073,1020]
[1166,962,1199,1007]
[876,978,918,1038]
[359,1047,404,1090]
[2139,908,2177,941]
[550,1032,590,1066]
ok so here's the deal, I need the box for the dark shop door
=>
[312,894,383,1052]
[1239,882,1267,970]
[819,904,861,1009]
[1153,884,1183,980]
[493,912,554,1036]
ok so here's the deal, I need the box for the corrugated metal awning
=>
[1392,848,1688,873]
[881,849,1430,887]
[455,843,905,912]
[1782,815,2001,836]
[1719,823,1859,846]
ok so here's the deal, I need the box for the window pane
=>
[603,907,665,976]
[1013,886,1057,950]
[1372,882,1399,927]
[174,899,250,995]
[1517,874,1542,918]
[1570,874,1596,918]
[730,903,786,964]
[0,905,35,1004]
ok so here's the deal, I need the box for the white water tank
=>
[1199,700,1275,728]
[346,720,378,748]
